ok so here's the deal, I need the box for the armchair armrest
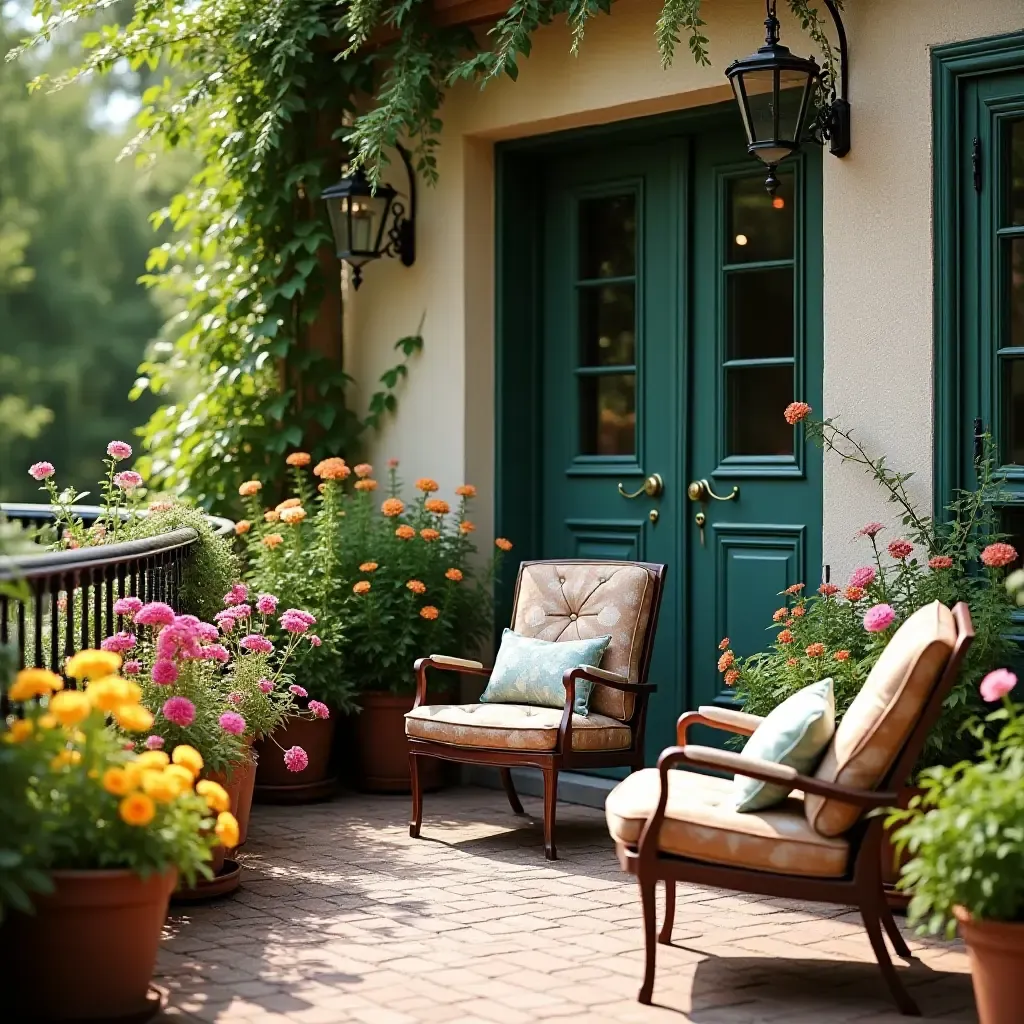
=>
[676,707,761,744]
[556,665,653,754]
[430,654,485,671]
[412,655,491,709]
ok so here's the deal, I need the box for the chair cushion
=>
[805,601,956,838]
[734,678,836,812]
[606,768,849,878]
[479,628,612,715]
[511,562,656,721]
[405,703,632,752]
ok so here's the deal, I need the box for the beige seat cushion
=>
[606,768,849,878]
[405,703,632,752]
[511,562,655,721]
[806,601,956,838]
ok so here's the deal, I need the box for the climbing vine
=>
[13,0,841,512]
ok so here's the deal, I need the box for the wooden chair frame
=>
[408,559,667,859]
[614,602,974,1017]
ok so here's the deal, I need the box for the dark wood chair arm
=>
[554,666,654,753]
[412,655,492,709]
[676,708,761,744]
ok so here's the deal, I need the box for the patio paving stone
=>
[154,786,977,1023]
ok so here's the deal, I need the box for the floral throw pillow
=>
[479,629,612,716]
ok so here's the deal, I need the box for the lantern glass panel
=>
[741,68,814,165]
[326,192,392,260]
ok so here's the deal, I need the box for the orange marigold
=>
[786,658,799,667]
[263,534,284,549]
[784,401,812,425]
[845,585,865,602]
[406,580,427,595]
[395,525,416,540]
[724,669,740,686]
[424,498,450,515]
[354,463,373,478]
[276,498,301,511]
[445,568,463,582]
[784,583,804,595]
[717,651,735,672]
[415,478,439,493]
[460,521,476,534]
[419,605,439,620]
[420,528,440,542]
[718,637,730,651]
[495,537,513,552]
[235,520,251,536]
[354,479,378,492]
[280,506,307,525]
[805,643,826,658]
[286,452,311,467]
[772,607,788,623]
[455,484,477,498]
[264,509,280,523]
[981,542,1018,568]
[777,629,795,645]
[791,605,806,618]
[819,583,840,597]
[381,498,405,517]
[359,562,379,572]
[834,650,851,662]
[238,480,262,497]
[353,581,371,595]
[314,458,350,480]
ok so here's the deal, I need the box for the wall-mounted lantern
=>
[726,0,850,194]
[321,143,416,289]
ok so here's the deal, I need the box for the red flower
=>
[887,539,914,560]
[844,585,865,602]
[928,555,953,570]
[981,543,1018,569]
[784,402,812,425]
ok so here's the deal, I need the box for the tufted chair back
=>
[509,560,661,720]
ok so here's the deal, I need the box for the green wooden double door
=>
[534,116,823,765]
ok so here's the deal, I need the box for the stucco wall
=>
[347,0,1024,578]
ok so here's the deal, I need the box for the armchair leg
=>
[499,768,525,815]
[542,768,558,860]
[638,879,658,1004]
[658,879,676,945]
[860,904,920,1016]
[880,901,913,959]
[409,752,423,839]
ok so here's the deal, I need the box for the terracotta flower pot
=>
[355,691,444,794]
[254,713,337,804]
[954,906,1024,1024]
[230,744,257,845]
[0,868,176,1022]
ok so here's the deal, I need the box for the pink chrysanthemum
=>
[981,543,1018,569]
[200,643,231,663]
[887,539,914,560]
[196,622,220,642]
[240,634,274,654]
[28,461,55,481]
[223,583,249,606]
[135,602,176,627]
[863,604,896,633]
[101,631,137,653]
[122,659,142,675]
[289,684,308,698]
[280,608,316,625]
[225,604,251,619]
[858,522,885,538]
[258,679,274,694]
[283,746,309,773]
[980,668,1018,702]
[113,596,143,618]
[162,696,195,727]
[144,735,165,750]
[113,470,143,491]
[218,711,247,735]
[309,700,330,720]
[280,613,310,634]
[308,634,322,647]
[151,659,179,685]
[848,566,876,590]
[256,594,279,615]
[106,440,133,460]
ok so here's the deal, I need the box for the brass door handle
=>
[618,473,664,499]
[687,478,739,503]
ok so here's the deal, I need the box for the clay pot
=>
[230,745,257,845]
[955,906,1024,1024]
[254,713,337,803]
[355,691,444,794]
[0,868,176,1022]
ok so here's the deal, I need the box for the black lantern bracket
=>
[385,142,417,269]
[814,0,851,159]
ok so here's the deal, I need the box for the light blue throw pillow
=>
[733,678,836,812]
[479,628,612,716]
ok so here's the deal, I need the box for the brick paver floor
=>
[155,787,977,1024]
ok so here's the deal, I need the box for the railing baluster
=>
[33,588,44,670]
[93,570,102,648]
[81,569,91,653]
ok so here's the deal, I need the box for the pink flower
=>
[162,696,195,727]
[888,539,914,560]
[309,700,330,720]
[196,622,220,641]
[289,684,308,697]
[280,613,310,634]
[223,583,249,606]
[863,604,896,633]
[258,679,274,694]
[113,470,143,491]
[283,746,309,773]
[858,522,885,538]
[113,596,143,618]
[228,691,243,705]
[240,634,274,654]
[156,617,202,660]
[200,643,231,663]
[28,461,55,481]
[929,555,954,570]
[256,594,279,615]
[122,660,141,675]
[135,602,176,627]
[152,659,179,685]
[980,668,1018,702]
[783,402,811,425]
[308,634,322,647]
[101,631,137,653]
[281,608,316,625]
[144,735,165,750]
[106,441,133,461]
[218,711,247,735]
[849,566,876,590]
[981,543,1018,569]
[227,604,251,619]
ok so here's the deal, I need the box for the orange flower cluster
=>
[791,605,806,618]
[834,650,851,662]
[286,452,311,467]
[263,534,283,549]
[315,457,350,480]
[718,637,730,651]
[280,506,306,525]
[354,463,373,478]
[424,499,449,515]
[717,651,735,672]
[777,629,794,645]
[419,606,439,620]
[239,480,262,497]
[495,537,512,552]
[359,562,378,572]
[445,568,463,582]
[460,521,475,535]
[415,478,439,493]
[354,479,378,492]
[772,607,787,622]
[455,484,477,498]
[235,520,251,535]
[783,401,811,425]
[819,583,840,596]
[353,581,371,595]
[845,585,865,602]
[381,498,405,517]
[420,528,439,542]
[406,580,426,595]
[264,509,280,523]
[805,643,826,658]
[277,498,301,511]
[783,583,804,595]
[724,669,740,686]
[395,525,415,540]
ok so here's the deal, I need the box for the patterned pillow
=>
[479,628,612,716]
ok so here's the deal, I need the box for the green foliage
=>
[889,695,1024,937]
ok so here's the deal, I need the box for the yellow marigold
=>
[420,528,439,542]
[102,767,134,796]
[215,811,240,849]
[239,480,262,497]
[38,713,56,730]
[51,749,82,770]
[171,744,204,776]
[65,649,121,681]
[381,498,405,517]
[276,498,302,511]
[119,792,155,827]
[353,580,371,595]
[354,479,378,492]
[280,506,307,525]
[264,509,281,523]
[235,520,252,536]
[49,691,91,727]
[424,498,450,515]
[354,463,373,478]
[136,750,170,768]
[406,580,427,595]
[419,605,439,621]
[455,484,477,498]
[314,457,350,480]
[495,537,513,552]
[263,533,284,549]
[359,561,378,572]
[86,676,141,712]
[140,769,179,804]
[286,452,311,467]
[8,668,64,702]
[395,525,415,540]
[4,720,34,744]
[196,779,231,813]
[460,521,476,535]
[415,478,439,493]
[445,568,463,582]
[114,704,154,733]
[164,765,194,794]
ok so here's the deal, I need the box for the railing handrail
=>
[1,502,234,537]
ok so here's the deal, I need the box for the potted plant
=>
[888,668,1024,1024]
[0,650,237,1022]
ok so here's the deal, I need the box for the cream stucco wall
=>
[348,0,1024,578]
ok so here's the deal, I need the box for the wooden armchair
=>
[606,601,974,1016]
[405,559,666,859]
